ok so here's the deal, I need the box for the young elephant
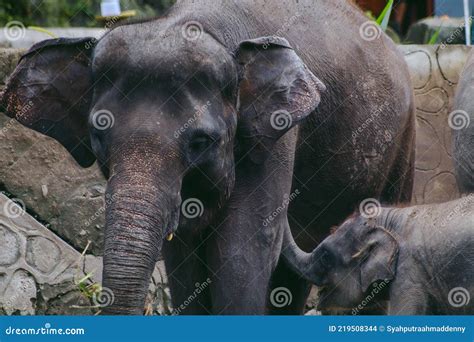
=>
[282,196,474,315]
[453,49,474,194]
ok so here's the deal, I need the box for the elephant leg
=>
[205,224,277,314]
[206,213,279,315]
[162,237,212,315]
[454,138,474,193]
[268,257,312,314]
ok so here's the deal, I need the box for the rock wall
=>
[0,45,470,315]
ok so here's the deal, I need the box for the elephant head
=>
[0,23,325,314]
[282,215,399,311]
[308,216,399,311]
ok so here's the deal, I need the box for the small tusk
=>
[166,233,174,241]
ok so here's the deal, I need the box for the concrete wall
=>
[0,28,104,49]
[0,194,170,315]
[400,45,471,204]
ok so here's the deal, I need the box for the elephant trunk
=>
[101,164,179,315]
[281,224,316,282]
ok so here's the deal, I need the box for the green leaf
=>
[376,0,394,32]
[28,26,58,38]
[428,25,443,45]
[76,272,94,285]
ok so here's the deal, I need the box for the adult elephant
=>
[453,50,474,194]
[1,0,415,314]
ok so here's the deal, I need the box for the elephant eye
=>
[189,134,215,153]
[319,249,333,269]
[188,131,220,158]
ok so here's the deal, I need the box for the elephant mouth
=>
[317,286,335,308]
[163,202,182,241]
[318,285,329,294]
[317,286,357,312]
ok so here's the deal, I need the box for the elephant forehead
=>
[93,23,232,82]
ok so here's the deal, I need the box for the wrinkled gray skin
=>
[1,0,415,314]
[283,198,474,315]
[453,49,474,194]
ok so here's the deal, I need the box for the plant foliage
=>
[0,0,174,27]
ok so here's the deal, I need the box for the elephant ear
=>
[235,36,326,163]
[0,37,97,167]
[359,226,399,292]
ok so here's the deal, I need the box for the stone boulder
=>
[0,113,107,255]
[0,49,23,90]
[406,17,468,45]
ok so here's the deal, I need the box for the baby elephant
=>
[283,196,474,315]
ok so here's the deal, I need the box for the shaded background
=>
[0,0,174,26]
[0,1,470,36]
[357,0,474,36]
